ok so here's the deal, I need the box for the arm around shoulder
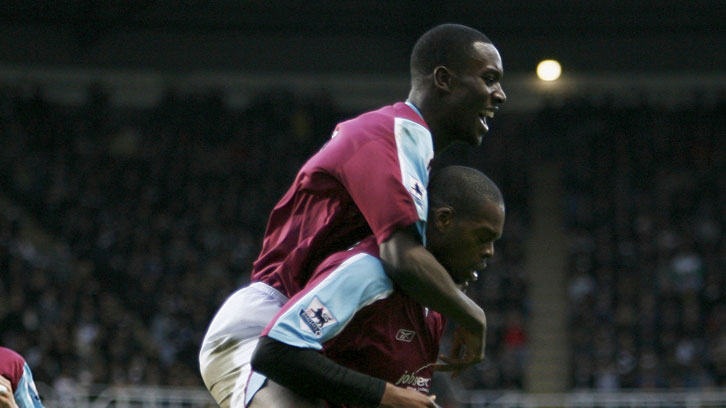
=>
[378,227,486,333]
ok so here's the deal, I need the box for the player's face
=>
[445,42,507,146]
[428,200,505,286]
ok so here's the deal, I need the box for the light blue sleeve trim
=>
[14,363,44,408]
[267,253,394,349]
[394,117,433,243]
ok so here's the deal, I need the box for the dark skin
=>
[251,196,505,408]
[425,200,505,375]
[408,42,507,151]
[250,35,508,408]
[381,41,506,373]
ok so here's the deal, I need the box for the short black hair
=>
[428,165,503,217]
[410,24,492,83]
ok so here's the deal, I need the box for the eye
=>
[483,77,496,86]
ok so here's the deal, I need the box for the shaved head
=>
[428,165,503,217]
[410,24,493,85]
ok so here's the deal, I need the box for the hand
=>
[0,376,18,408]
[379,383,439,408]
[434,323,486,378]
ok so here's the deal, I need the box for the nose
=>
[481,242,495,260]
[492,84,506,105]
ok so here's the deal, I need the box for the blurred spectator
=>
[563,99,726,389]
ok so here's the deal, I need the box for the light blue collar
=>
[405,101,424,120]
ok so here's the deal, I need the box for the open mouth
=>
[478,114,489,132]
[478,108,497,132]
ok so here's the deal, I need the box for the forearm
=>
[379,230,485,332]
[251,336,386,407]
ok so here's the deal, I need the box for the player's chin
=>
[468,126,486,146]
[463,133,484,147]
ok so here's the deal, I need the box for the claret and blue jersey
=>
[247,236,446,406]
[243,101,438,406]
[251,102,434,299]
[0,347,44,408]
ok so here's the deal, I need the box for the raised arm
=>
[379,226,487,367]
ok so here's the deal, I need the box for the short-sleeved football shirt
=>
[249,236,446,406]
[251,102,433,298]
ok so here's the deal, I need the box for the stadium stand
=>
[0,85,529,400]
[1,83,725,406]
[562,98,726,389]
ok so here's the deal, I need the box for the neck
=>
[407,90,452,154]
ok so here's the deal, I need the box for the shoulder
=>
[311,237,380,279]
[335,102,422,141]
[308,239,392,304]
[0,347,24,363]
[305,105,401,170]
[326,247,388,289]
[0,347,26,388]
[341,102,427,130]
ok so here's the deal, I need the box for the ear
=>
[432,206,455,231]
[433,66,453,92]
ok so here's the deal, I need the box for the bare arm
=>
[379,227,487,365]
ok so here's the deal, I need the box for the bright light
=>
[537,59,562,81]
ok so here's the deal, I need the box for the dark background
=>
[2,0,724,74]
[0,1,725,404]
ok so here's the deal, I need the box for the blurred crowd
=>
[0,86,342,391]
[561,98,726,389]
[2,83,723,397]
[0,85,529,396]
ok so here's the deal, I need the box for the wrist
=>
[379,383,405,407]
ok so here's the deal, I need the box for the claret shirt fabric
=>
[249,236,446,407]
[251,102,433,299]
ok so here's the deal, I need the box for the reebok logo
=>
[396,329,416,342]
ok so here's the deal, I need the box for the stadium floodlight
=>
[537,59,562,81]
